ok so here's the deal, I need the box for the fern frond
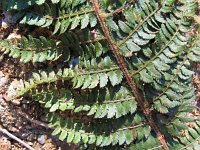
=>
[0,36,65,62]
[15,54,124,97]
[31,86,137,118]
[6,0,95,32]
[46,112,149,147]
[3,0,200,149]
[14,68,74,98]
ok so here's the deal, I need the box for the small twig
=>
[0,127,35,150]
[17,110,50,129]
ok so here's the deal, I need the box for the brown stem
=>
[90,0,169,149]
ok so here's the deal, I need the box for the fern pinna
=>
[0,0,200,149]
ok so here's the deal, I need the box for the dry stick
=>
[90,0,169,150]
[17,110,50,129]
[0,128,35,150]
